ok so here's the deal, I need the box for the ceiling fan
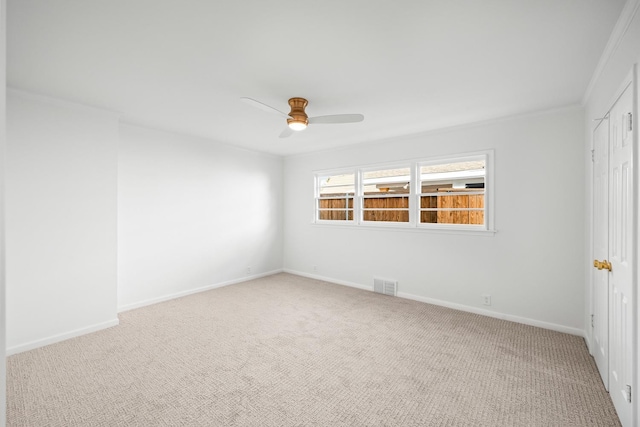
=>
[240,97,364,138]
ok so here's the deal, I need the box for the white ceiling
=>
[8,1,625,156]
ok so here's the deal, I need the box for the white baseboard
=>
[396,291,584,337]
[284,269,584,337]
[583,332,592,353]
[118,269,284,313]
[7,318,120,356]
[282,269,372,291]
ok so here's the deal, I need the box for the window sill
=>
[311,221,497,236]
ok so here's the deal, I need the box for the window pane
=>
[363,210,409,222]
[363,196,409,209]
[319,198,353,209]
[420,209,484,224]
[420,160,485,177]
[318,173,355,196]
[362,167,410,194]
[318,210,353,221]
[420,195,438,224]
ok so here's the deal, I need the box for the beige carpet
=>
[8,273,620,426]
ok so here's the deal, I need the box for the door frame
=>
[591,113,610,389]
[633,62,639,427]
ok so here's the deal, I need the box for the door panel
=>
[608,81,634,427]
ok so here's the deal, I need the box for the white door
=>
[591,75,635,426]
[592,117,609,389]
[607,80,634,427]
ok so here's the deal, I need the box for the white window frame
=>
[314,169,356,224]
[417,152,493,232]
[313,150,495,233]
[359,163,414,226]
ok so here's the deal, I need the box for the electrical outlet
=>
[313,265,318,273]
[246,266,251,275]
[482,294,491,306]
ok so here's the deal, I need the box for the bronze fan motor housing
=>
[286,97,309,129]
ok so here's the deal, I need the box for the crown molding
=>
[7,86,121,118]
[582,0,640,104]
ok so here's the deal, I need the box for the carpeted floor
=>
[8,273,620,426]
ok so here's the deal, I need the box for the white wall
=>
[117,123,283,310]
[6,90,119,354]
[284,107,585,333]
[0,0,6,423]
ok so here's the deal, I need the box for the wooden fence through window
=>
[318,190,484,224]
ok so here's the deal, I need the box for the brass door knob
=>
[593,259,612,271]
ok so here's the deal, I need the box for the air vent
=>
[373,277,397,296]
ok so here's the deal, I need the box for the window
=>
[316,172,355,222]
[361,167,411,223]
[314,151,492,232]
[419,158,485,226]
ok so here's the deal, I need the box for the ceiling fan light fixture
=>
[287,120,308,131]
[286,98,310,131]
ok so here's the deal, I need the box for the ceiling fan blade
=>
[308,114,364,124]
[279,127,294,138]
[240,97,290,118]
